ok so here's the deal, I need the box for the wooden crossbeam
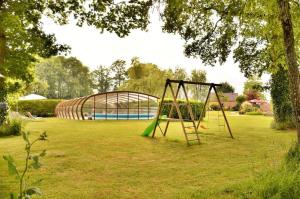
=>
[166,79,222,87]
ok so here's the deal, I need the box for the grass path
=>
[0,113,296,198]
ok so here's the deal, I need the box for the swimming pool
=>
[88,113,155,120]
[56,91,159,120]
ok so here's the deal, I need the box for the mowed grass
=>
[0,112,296,198]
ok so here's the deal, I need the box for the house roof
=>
[210,93,238,102]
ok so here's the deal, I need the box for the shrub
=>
[160,99,205,120]
[239,101,254,114]
[236,95,246,104]
[0,102,8,125]
[0,112,22,137]
[271,120,296,130]
[231,104,240,111]
[210,103,221,111]
[11,99,62,117]
[271,66,295,130]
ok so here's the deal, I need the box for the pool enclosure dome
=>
[55,91,159,120]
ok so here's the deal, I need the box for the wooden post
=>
[152,80,169,137]
[212,85,234,138]
[138,94,140,120]
[80,98,85,120]
[196,86,212,130]
[117,93,119,120]
[94,96,96,120]
[148,95,150,120]
[127,92,130,120]
[106,93,108,120]
[182,83,200,144]
[163,82,181,136]
[168,82,190,145]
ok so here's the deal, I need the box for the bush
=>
[239,101,254,114]
[0,102,8,125]
[0,112,22,137]
[231,104,240,111]
[161,99,205,120]
[236,95,246,104]
[271,66,295,130]
[11,99,62,117]
[210,103,221,111]
[271,120,296,130]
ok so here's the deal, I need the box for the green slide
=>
[142,115,167,137]
[142,120,159,137]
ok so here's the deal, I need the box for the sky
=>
[42,13,270,96]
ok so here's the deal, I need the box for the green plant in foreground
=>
[3,132,48,199]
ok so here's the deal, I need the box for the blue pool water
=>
[91,113,155,120]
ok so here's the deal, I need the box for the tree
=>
[243,78,265,100]
[190,69,207,100]
[35,56,92,99]
[110,59,127,90]
[91,65,112,93]
[236,95,246,104]
[173,67,188,80]
[25,79,49,96]
[159,0,300,142]
[127,57,144,79]
[277,0,300,141]
[217,82,235,93]
[190,69,206,82]
[119,58,173,96]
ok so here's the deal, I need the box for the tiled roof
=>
[210,93,238,102]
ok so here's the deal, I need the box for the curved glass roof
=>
[55,91,159,120]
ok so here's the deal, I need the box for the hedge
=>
[11,99,63,117]
[160,99,205,120]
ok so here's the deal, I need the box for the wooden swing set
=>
[152,79,234,145]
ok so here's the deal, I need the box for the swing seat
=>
[200,125,209,129]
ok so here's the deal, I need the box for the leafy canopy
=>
[161,0,300,76]
[0,0,152,97]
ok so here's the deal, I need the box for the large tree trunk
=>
[0,28,7,125]
[277,0,300,143]
[0,32,4,66]
[0,29,7,102]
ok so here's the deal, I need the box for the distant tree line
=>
[26,56,237,100]
[26,56,92,99]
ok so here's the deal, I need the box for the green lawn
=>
[0,113,296,198]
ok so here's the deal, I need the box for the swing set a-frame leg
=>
[196,86,212,130]
[152,81,168,138]
[181,83,200,144]
[163,83,181,136]
[196,85,234,139]
[212,86,234,139]
[167,81,191,145]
